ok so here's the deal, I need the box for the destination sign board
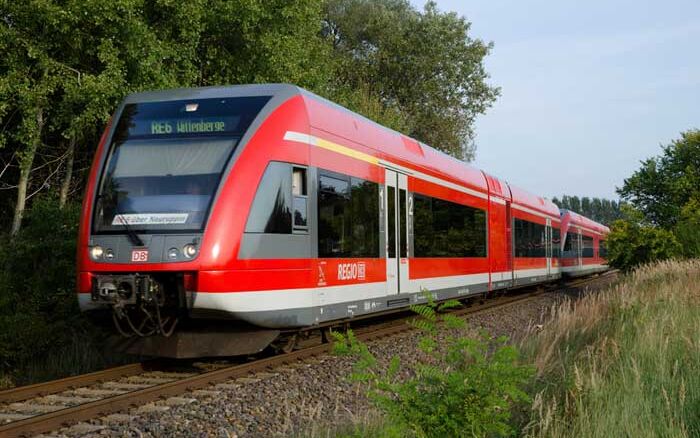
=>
[127,116,240,137]
[115,96,271,139]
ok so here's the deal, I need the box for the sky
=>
[412,0,700,200]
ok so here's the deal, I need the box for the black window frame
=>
[552,227,561,258]
[563,231,580,259]
[412,192,487,258]
[292,166,309,232]
[245,161,309,235]
[582,235,594,258]
[317,169,380,258]
[94,96,271,235]
[513,218,547,258]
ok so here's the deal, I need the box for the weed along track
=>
[0,273,616,437]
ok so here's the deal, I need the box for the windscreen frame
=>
[91,95,271,235]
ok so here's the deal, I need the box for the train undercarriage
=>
[91,273,281,358]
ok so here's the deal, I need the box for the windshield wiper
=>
[117,213,145,247]
[109,198,144,247]
[96,191,145,247]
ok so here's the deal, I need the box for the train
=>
[76,84,609,358]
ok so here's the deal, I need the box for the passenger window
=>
[292,167,308,230]
[319,175,351,256]
[563,232,579,258]
[582,235,594,257]
[318,172,380,258]
[413,193,487,258]
[513,218,547,258]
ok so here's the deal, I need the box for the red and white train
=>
[77,84,609,357]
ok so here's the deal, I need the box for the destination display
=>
[112,213,189,226]
[114,96,272,139]
[127,116,241,137]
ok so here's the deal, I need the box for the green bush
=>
[0,198,79,369]
[333,296,533,437]
[0,197,126,386]
[606,219,681,272]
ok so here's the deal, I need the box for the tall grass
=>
[522,260,700,437]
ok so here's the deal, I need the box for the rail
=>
[0,271,617,437]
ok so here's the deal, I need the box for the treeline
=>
[607,130,700,270]
[551,195,623,226]
[0,0,497,385]
[0,0,498,235]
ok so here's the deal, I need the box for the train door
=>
[506,201,514,283]
[577,228,583,268]
[545,218,552,277]
[384,169,409,295]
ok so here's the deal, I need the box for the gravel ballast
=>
[45,278,615,438]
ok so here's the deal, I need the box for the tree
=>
[606,218,681,272]
[0,0,332,233]
[551,195,623,226]
[618,130,700,228]
[323,0,498,161]
[674,197,700,258]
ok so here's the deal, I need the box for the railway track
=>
[0,272,616,437]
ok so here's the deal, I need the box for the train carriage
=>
[559,210,610,277]
[77,84,608,357]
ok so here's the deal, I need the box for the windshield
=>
[93,96,270,233]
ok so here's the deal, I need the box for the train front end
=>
[76,87,289,357]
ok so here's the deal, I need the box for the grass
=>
[522,260,700,437]
[299,409,407,438]
[0,331,132,389]
[315,260,700,437]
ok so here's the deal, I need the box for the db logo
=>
[337,262,366,281]
[131,249,149,262]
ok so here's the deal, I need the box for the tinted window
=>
[563,232,579,258]
[387,186,396,258]
[582,235,594,258]
[513,218,546,258]
[293,196,307,227]
[245,162,293,233]
[351,178,380,257]
[413,194,487,257]
[318,173,379,258]
[95,96,270,234]
[552,227,561,258]
[399,189,407,258]
[599,239,607,258]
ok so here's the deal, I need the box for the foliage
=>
[323,0,499,161]
[618,129,700,228]
[0,1,500,384]
[0,198,75,373]
[0,0,497,234]
[551,195,624,226]
[0,197,129,386]
[674,197,700,258]
[333,294,533,437]
[606,216,681,272]
[523,260,700,437]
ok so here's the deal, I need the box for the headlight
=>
[90,246,104,260]
[168,247,179,260]
[183,244,197,258]
[105,249,115,260]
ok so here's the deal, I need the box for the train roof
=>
[121,84,582,222]
[560,209,610,235]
